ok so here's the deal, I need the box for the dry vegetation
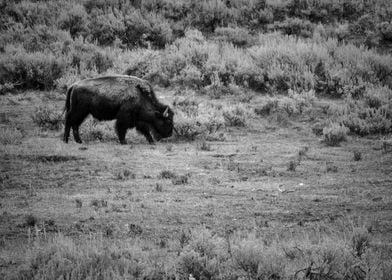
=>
[1,0,392,279]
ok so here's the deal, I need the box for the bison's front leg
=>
[136,122,154,144]
[115,119,128,145]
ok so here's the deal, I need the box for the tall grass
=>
[11,225,392,279]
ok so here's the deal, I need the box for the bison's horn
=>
[163,107,169,118]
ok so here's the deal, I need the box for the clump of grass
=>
[75,198,83,209]
[154,183,163,192]
[32,105,63,130]
[287,159,300,172]
[0,127,23,145]
[128,223,143,235]
[298,146,309,159]
[172,174,190,185]
[90,199,108,208]
[227,159,240,172]
[326,162,338,173]
[25,214,38,227]
[353,150,362,161]
[197,140,212,151]
[114,168,135,180]
[158,170,177,179]
[323,123,349,146]
[351,228,370,257]
[166,144,173,152]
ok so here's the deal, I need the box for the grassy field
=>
[1,89,391,279]
[1,0,392,278]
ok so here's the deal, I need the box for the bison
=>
[63,75,174,144]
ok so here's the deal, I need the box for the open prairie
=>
[1,0,392,278]
[1,89,392,278]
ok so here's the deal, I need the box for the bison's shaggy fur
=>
[63,75,174,144]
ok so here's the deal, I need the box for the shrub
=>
[323,122,349,146]
[232,239,285,279]
[0,83,17,95]
[254,98,279,116]
[329,90,392,136]
[189,0,232,32]
[32,105,63,130]
[174,110,224,141]
[364,86,389,109]
[273,17,314,38]
[214,26,254,47]
[177,250,220,279]
[0,127,23,145]
[222,104,249,127]
[58,4,89,38]
[68,39,114,74]
[0,24,72,53]
[54,68,80,90]
[89,12,126,46]
[349,14,377,36]
[123,10,173,49]
[79,118,116,142]
[174,114,206,141]
[379,21,392,41]
[255,90,315,118]
[173,96,200,118]
[14,234,147,279]
[177,229,228,279]
[0,45,67,90]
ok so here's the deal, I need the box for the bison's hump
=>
[73,75,155,101]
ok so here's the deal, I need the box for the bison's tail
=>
[63,85,73,115]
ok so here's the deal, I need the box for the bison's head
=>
[152,106,174,140]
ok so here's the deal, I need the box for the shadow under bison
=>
[63,75,174,145]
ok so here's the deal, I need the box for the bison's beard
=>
[149,125,163,141]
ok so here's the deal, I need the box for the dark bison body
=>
[63,75,174,144]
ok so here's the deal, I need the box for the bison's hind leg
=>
[64,110,89,144]
[63,114,72,143]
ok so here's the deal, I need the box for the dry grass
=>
[0,91,392,278]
